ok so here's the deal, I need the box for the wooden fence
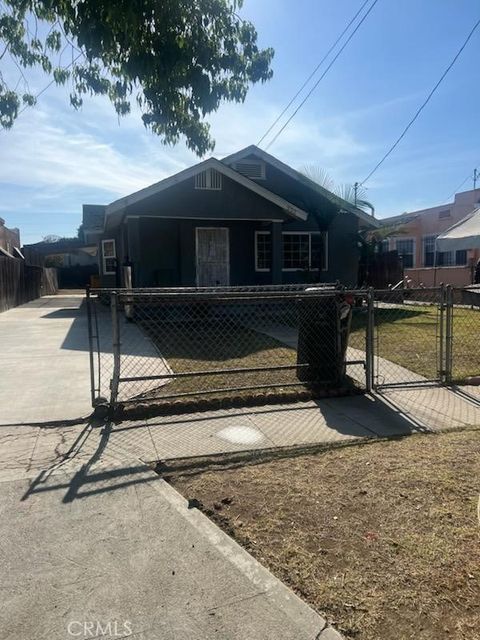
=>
[0,257,58,313]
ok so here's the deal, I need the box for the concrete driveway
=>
[0,293,92,424]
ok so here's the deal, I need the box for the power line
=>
[445,164,479,200]
[263,0,380,151]
[1,52,83,130]
[361,17,480,185]
[257,0,372,147]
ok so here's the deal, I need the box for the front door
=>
[195,227,230,287]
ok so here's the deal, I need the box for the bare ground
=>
[166,429,480,640]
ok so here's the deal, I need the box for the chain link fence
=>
[87,286,372,412]
[86,284,480,415]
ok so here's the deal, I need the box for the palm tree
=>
[300,166,375,217]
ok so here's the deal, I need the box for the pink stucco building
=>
[381,188,480,286]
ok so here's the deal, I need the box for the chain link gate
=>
[372,285,453,390]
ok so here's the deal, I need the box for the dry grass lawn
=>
[167,429,480,640]
[350,304,480,381]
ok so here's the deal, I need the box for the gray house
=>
[92,145,378,288]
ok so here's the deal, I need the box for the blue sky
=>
[1,0,479,243]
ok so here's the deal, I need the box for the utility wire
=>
[257,0,372,147]
[361,17,480,185]
[1,52,83,130]
[264,0,380,151]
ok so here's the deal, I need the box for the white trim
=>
[106,157,307,221]
[254,231,271,272]
[222,145,380,228]
[101,238,116,275]
[195,227,230,286]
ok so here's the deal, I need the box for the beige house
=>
[381,188,480,286]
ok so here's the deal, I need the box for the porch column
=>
[127,217,141,286]
[271,221,283,284]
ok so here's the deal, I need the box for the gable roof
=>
[222,145,380,228]
[83,204,106,230]
[105,157,308,223]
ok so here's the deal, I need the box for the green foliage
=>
[0,0,274,154]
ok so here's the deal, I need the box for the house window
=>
[194,168,222,190]
[423,235,436,267]
[438,251,453,267]
[438,209,451,219]
[102,239,116,275]
[282,232,327,271]
[234,160,266,180]
[396,238,415,268]
[255,231,272,271]
[456,249,467,266]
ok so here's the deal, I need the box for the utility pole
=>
[474,168,478,190]
[354,181,358,206]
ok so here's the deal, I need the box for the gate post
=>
[86,285,96,407]
[438,283,445,382]
[110,292,121,406]
[445,285,453,384]
[365,287,375,392]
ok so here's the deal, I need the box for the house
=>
[90,145,379,289]
[0,218,22,259]
[381,188,480,286]
[24,236,99,288]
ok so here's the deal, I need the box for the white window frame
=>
[102,239,116,275]
[194,168,222,190]
[255,231,272,272]
[282,231,328,272]
[395,237,416,269]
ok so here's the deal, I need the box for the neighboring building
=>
[82,204,106,245]
[380,188,480,286]
[0,218,22,258]
[24,237,97,268]
[23,236,99,288]
[90,145,378,289]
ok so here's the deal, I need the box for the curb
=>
[150,473,343,639]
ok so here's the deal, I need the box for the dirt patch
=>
[166,430,480,640]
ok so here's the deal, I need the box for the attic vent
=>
[234,161,266,180]
[195,168,222,190]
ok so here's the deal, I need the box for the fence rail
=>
[86,284,480,414]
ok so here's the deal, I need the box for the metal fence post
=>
[110,292,121,407]
[445,285,453,384]
[365,287,375,392]
[438,283,445,382]
[85,286,97,407]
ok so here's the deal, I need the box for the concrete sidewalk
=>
[0,294,92,424]
[0,418,339,640]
